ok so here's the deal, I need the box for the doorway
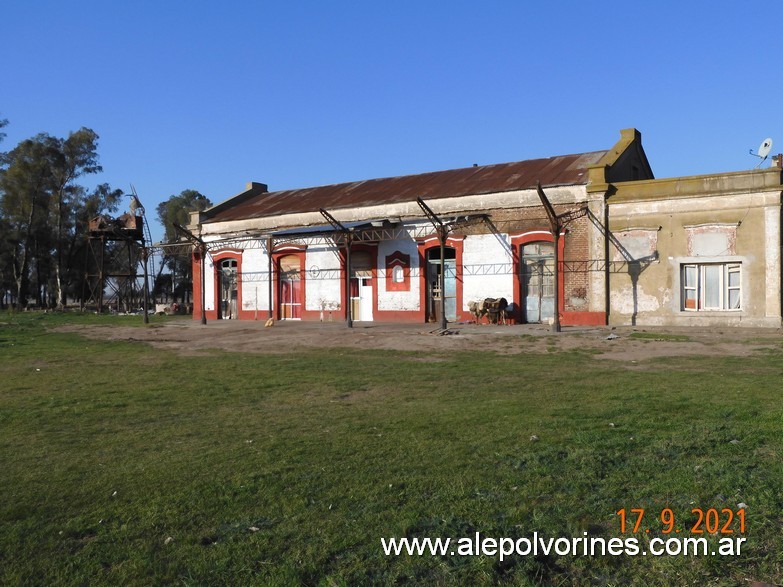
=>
[218,258,238,319]
[426,247,457,323]
[350,251,373,322]
[278,255,302,319]
[520,242,555,323]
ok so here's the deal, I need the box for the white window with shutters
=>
[681,263,741,311]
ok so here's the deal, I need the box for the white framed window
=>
[391,265,404,283]
[681,263,741,311]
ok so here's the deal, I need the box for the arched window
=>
[385,251,410,292]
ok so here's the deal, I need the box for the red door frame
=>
[510,231,565,325]
[192,249,204,320]
[271,246,308,320]
[337,243,379,322]
[209,249,244,320]
[416,236,465,323]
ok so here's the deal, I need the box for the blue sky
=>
[3,1,782,241]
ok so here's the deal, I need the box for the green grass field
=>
[1,313,782,586]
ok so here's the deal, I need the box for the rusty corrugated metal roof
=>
[205,150,607,223]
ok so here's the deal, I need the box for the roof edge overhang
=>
[197,184,590,237]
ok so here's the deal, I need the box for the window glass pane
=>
[684,289,697,309]
[684,265,697,286]
[728,289,740,309]
[703,265,721,308]
[522,242,554,257]
[728,267,740,288]
[538,242,554,255]
[542,258,555,297]
[279,256,299,272]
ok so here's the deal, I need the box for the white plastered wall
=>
[305,246,342,312]
[462,233,514,309]
[378,238,421,312]
[203,254,215,311]
[240,247,270,312]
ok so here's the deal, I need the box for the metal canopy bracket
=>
[416,198,450,331]
[319,209,354,328]
[534,182,588,332]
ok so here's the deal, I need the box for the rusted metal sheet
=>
[205,151,607,223]
[88,213,143,239]
[88,214,114,232]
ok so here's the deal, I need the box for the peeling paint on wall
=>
[612,229,658,261]
[610,285,661,315]
[685,224,737,257]
[659,286,672,307]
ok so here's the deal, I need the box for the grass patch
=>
[1,313,782,585]
[628,331,692,342]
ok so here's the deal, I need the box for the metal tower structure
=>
[81,200,150,319]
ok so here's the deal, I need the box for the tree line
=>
[0,118,211,311]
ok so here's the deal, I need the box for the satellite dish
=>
[758,138,773,159]
[750,137,773,168]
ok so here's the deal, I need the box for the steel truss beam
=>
[225,258,643,287]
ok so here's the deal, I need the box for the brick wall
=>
[562,215,590,312]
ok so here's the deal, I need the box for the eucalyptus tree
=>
[155,189,212,303]
[0,135,58,308]
[50,128,102,308]
[0,127,114,309]
[0,116,9,305]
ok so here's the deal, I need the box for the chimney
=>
[772,154,783,168]
[246,181,268,192]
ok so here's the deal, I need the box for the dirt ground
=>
[54,317,783,363]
